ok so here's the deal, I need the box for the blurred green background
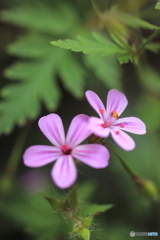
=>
[0,0,160,239]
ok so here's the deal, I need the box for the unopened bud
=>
[44,196,66,212]
[82,215,94,227]
[133,177,159,201]
[79,227,90,240]
[65,185,78,210]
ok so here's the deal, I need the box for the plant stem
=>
[139,28,160,53]
[89,0,101,16]
[105,143,138,179]
[0,124,30,198]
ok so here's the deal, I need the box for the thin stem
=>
[139,28,160,53]
[110,30,131,52]
[105,143,138,179]
[89,0,101,16]
[0,124,30,197]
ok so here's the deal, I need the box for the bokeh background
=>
[0,0,160,239]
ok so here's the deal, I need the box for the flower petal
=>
[85,90,106,120]
[23,145,62,167]
[38,114,65,147]
[51,155,77,189]
[112,117,146,134]
[72,144,109,168]
[89,117,110,138]
[106,89,128,122]
[66,114,92,147]
[110,130,135,151]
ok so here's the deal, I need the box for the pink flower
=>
[23,114,110,189]
[85,89,146,151]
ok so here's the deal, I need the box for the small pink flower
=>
[85,89,146,151]
[23,114,110,189]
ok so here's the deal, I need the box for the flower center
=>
[101,123,108,128]
[111,111,118,119]
[61,145,72,155]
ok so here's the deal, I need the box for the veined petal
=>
[85,90,106,120]
[72,144,109,168]
[106,89,128,122]
[38,114,65,147]
[112,117,146,134]
[23,145,62,167]
[66,114,92,148]
[89,117,110,138]
[110,130,135,151]
[51,155,77,189]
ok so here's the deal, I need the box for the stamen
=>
[120,123,125,128]
[99,109,105,113]
[111,111,118,119]
[101,123,108,128]
[61,145,72,155]
[115,131,120,135]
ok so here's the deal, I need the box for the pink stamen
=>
[120,123,125,128]
[61,145,72,155]
[115,131,120,135]
[99,109,105,113]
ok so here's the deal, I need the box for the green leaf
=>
[83,203,114,215]
[117,53,133,64]
[155,0,160,10]
[6,34,52,58]
[84,54,122,89]
[58,51,85,98]
[51,32,123,57]
[65,186,78,210]
[1,3,80,35]
[119,12,159,30]
[0,49,61,134]
[144,42,160,53]
[44,196,66,212]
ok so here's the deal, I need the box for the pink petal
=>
[85,90,106,120]
[72,144,110,168]
[38,114,65,147]
[51,155,77,189]
[89,117,110,138]
[110,130,135,151]
[66,114,92,148]
[23,145,62,167]
[106,89,128,122]
[112,117,146,134]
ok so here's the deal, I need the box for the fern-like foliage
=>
[0,3,122,135]
[0,4,85,134]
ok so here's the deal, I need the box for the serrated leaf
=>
[84,203,114,215]
[84,54,122,89]
[0,49,61,134]
[51,32,123,57]
[117,53,133,64]
[6,34,52,58]
[1,3,80,35]
[155,0,160,10]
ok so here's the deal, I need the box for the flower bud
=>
[65,185,78,210]
[133,177,159,201]
[79,227,90,240]
[82,215,94,227]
